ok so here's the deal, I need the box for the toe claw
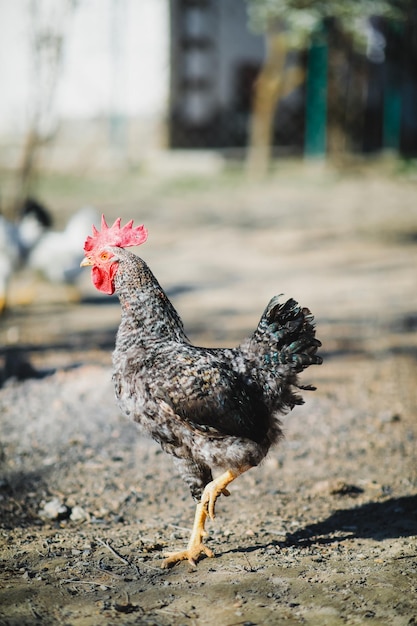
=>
[161,543,214,569]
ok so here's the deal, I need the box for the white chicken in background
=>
[0,202,100,312]
[0,216,21,312]
[28,206,99,284]
[0,198,52,312]
[18,199,53,259]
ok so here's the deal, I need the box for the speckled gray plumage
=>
[110,247,322,500]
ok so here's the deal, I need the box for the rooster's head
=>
[81,215,148,294]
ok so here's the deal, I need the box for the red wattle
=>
[91,265,116,295]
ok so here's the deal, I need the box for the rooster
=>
[81,216,322,567]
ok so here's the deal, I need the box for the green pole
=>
[383,85,401,151]
[304,26,328,158]
[382,21,403,152]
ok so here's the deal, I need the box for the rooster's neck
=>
[114,252,188,344]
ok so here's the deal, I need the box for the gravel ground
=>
[0,163,417,625]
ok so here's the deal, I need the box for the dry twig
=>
[96,537,130,565]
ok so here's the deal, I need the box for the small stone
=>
[39,498,71,521]
[70,506,89,523]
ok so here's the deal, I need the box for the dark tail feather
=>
[247,296,322,374]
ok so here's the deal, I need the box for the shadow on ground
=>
[285,494,417,546]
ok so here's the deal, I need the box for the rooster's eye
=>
[100,251,110,261]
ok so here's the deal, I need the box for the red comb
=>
[84,215,148,252]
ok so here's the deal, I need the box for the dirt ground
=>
[0,162,417,625]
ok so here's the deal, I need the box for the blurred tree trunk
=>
[246,24,304,178]
[16,130,41,211]
[13,0,74,216]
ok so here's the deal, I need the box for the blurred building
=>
[169,0,264,150]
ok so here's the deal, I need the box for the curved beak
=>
[80,257,93,267]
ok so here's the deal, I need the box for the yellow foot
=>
[161,542,214,569]
[161,502,213,569]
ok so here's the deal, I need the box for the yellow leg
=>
[161,467,250,568]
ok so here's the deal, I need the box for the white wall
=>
[0,0,32,135]
[0,0,170,137]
